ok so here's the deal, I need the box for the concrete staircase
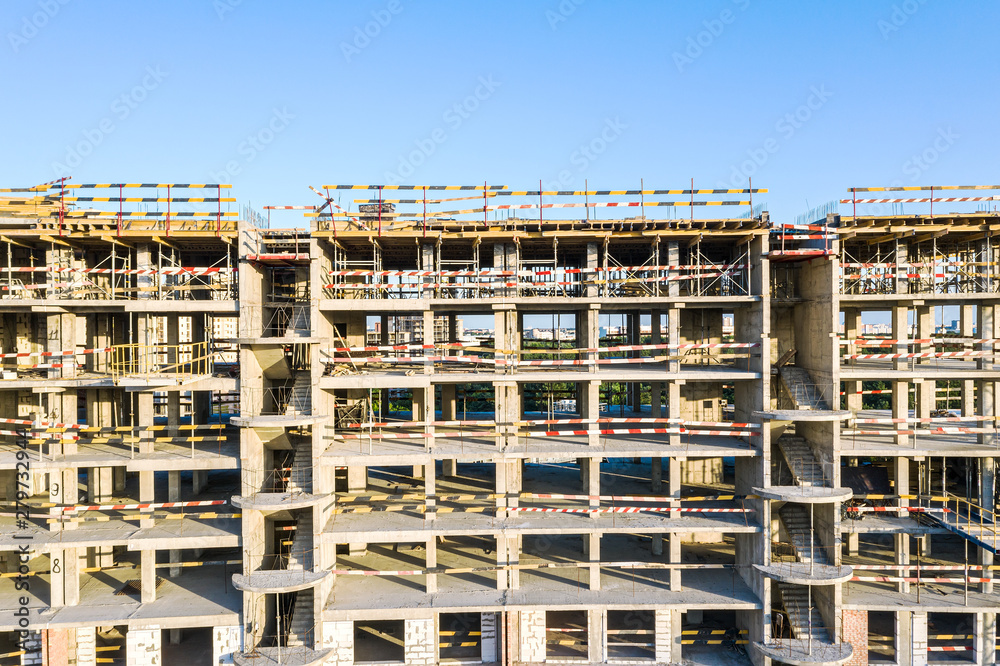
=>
[287,511,313,570]
[778,366,830,410]
[777,582,830,642]
[288,440,313,494]
[778,504,829,565]
[286,588,314,647]
[285,373,311,416]
[776,436,826,487]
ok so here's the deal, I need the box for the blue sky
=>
[2,0,997,224]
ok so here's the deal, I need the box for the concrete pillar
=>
[654,610,671,664]
[961,304,976,415]
[587,532,601,591]
[893,379,910,447]
[896,610,912,665]
[670,610,683,663]
[480,613,498,663]
[75,626,97,666]
[894,457,911,593]
[49,547,80,607]
[892,305,909,372]
[212,625,242,665]
[843,307,862,411]
[518,611,546,663]
[168,470,181,577]
[140,549,157,603]
[88,467,114,568]
[192,470,207,495]
[425,537,437,593]
[668,457,682,590]
[347,465,366,555]
[981,457,995,594]
[973,612,997,666]
[911,611,928,666]
[322,622,353,665]
[126,628,161,666]
[424,463,436,523]
[441,384,456,421]
[404,618,435,666]
[587,609,604,663]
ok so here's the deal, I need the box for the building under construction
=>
[0,180,998,666]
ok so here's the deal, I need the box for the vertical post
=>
[538,179,543,227]
[217,184,222,235]
[117,184,123,236]
[377,185,383,237]
[166,184,171,237]
[422,186,427,237]
[484,180,488,229]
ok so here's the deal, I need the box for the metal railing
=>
[108,341,214,381]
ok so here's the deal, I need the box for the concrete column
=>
[49,547,80,607]
[168,471,181,577]
[192,470,207,495]
[895,610,912,665]
[212,625,242,665]
[322,621,353,665]
[440,384,456,421]
[843,307,862,411]
[422,310,435,375]
[670,610,683,663]
[892,305,909,372]
[126,627,161,666]
[75,626,97,666]
[973,612,997,666]
[140,549,157,602]
[88,467,114,568]
[981,457,995,594]
[961,304,977,415]
[347,465,366,555]
[404,618,435,666]
[893,379,910,447]
[480,613,498,663]
[587,609,604,663]
[894,457,911,593]
[424,463,436,523]
[668,456,682,590]
[911,611,928,666]
[518,611,546,663]
[425,537,437,593]
[584,242,599,298]
[587,532,601,591]
[654,610,671,664]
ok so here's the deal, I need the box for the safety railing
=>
[108,341,214,381]
[919,492,1000,555]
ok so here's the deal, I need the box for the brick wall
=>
[321,621,354,665]
[843,610,868,666]
[41,629,68,666]
[519,611,546,663]
[126,628,161,666]
[212,625,241,665]
[404,618,435,666]
[19,630,41,666]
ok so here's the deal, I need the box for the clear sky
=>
[2,0,997,224]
